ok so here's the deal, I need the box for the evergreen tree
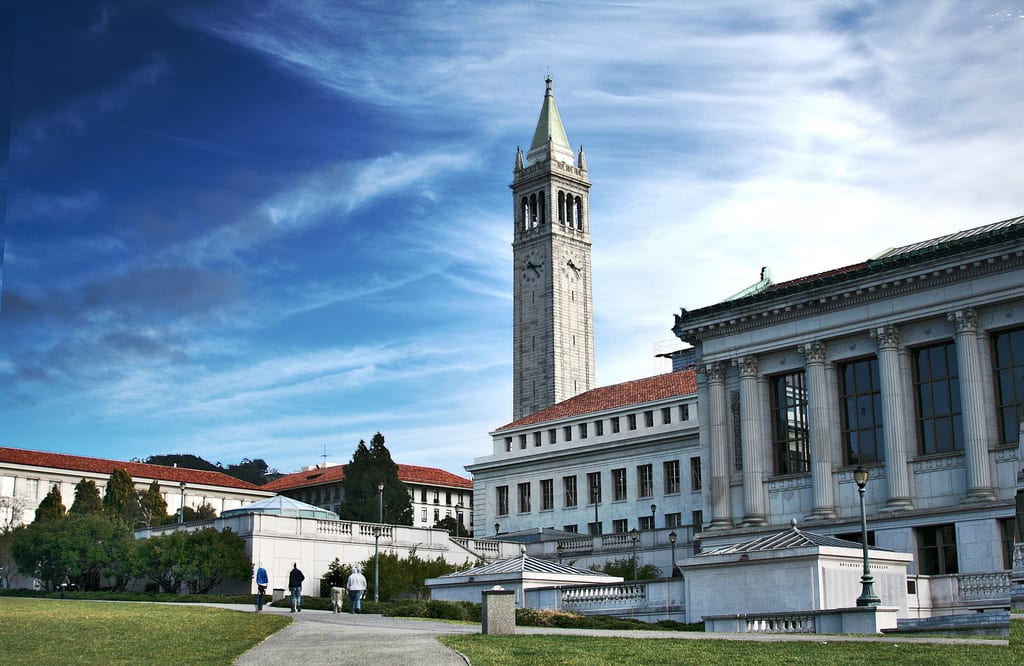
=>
[103,468,141,525]
[69,479,104,515]
[338,433,413,525]
[34,485,66,523]
[139,480,169,526]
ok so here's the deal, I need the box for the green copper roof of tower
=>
[527,76,576,166]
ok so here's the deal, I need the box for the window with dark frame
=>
[579,422,588,439]
[638,515,654,530]
[913,342,963,455]
[564,425,572,442]
[496,486,508,516]
[519,434,527,450]
[612,518,628,533]
[611,417,620,433]
[587,471,602,504]
[662,407,672,424]
[534,432,542,447]
[595,420,604,436]
[540,479,554,511]
[637,464,653,498]
[563,475,578,507]
[517,482,531,513]
[664,460,680,494]
[680,404,690,421]
[993,327,1024,445]
[549,428,557,444]
[563,524,578,533]
[588,521,602,536]
[690,456,702,491]
[644,410,654,427]
[770,370,810,474]
[917,524,958,574]
[692,510,703,533]
[839,357,885,465]
[628,414,638,430]
[665,512,682,528]
[612,468,627,501]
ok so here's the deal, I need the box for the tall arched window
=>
[558,191,566,224]
[574,197,583,230]
[529,193,538,227]
[538,190,545,226]
[521,197,529,231]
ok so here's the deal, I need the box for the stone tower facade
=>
[511,77,595,420]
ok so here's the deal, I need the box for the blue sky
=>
[2,1,1022,477]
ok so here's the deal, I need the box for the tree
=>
[319,558,352,596]
[130,530,188,593]
[589,557,661,581]
[144,454,220,472]
[12,514,134,591]
[103,468,141,525]
[138,480,168,527]
[224,458,273,485]
[432,515,467,537]
[69,479,104,516]
[179,501,218,523]
[34,485,67,523]
[178,527,250,594]
[338,433,413,525]
[352,547,469,601]
[0,495,27,532]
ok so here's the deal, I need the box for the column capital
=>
[870,324,900,350]
[797,341,827,364]
[732,355,759,378]
[701,361,727,384]
[948,307,978,334]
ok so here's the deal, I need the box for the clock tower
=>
[512,77,594,420]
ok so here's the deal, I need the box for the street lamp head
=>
[377,482,384,492]
[179,481,186,490]
[853,466,869,489]
[556,543,565,557]
[373,526,382,538]
[669,530,677,544]
[494,522,500,535]
[629,527,639,542]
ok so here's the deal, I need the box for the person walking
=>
[345,566,368,614]
[288,563,305,613]
[255,565,269,611]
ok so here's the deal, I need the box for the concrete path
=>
[215,605,1008,665]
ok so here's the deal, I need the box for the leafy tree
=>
[144,454,220,472]
[103,468,141,525]
[178,501,218,523]
[12,513,134,591]
[130,530,188,593]
[354,547,469,601]
[224,458,273,485]
[339,432,413,525]
[319,557,352,596]
[433,515,468,537]
[0,495,27,532]
[69,479,104,516]
[589,556,661,581]
[138,480,168,527]
[178,527,250,594]
[34,485,66,523]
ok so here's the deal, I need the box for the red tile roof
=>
[0,446,265,491]
[498,369,698,430]
[262,462,473,492]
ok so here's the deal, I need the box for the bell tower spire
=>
[511,77,595,420]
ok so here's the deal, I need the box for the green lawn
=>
[440,627,1018,666]
[0,597,290,665]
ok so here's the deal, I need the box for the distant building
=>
[0,446,272,528]
[263,462,473,533]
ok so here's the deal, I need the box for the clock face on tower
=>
[562,248,583,279]
[522,248,544,283]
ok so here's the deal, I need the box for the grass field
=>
[439,622,1020,666]
[0,597,290,665]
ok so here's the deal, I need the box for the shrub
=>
[383,599,481,622]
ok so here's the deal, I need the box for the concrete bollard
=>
[481,586,516,635]
[272,588,285,602]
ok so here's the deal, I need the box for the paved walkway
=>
[211,605,1008,665]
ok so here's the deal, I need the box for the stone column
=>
[798,341,836,519]
[704,362,733,529]
[870,325,913,511]
[733,356,767,525]
[948,308,996,501]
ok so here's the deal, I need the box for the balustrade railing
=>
[562,582,645,606]
[745,614,816,633]
[957,571,1011,601]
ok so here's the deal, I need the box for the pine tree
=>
[139,480,169,526]
[338,432,413,524]
[69,479,104,515]
[103,468,141,525]
[34,485,66,523]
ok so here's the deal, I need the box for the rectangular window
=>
[549,428,558,444]
[504,437,512,452]
[771,371,810,474]
[680,404,690,421]
[563,476,578,507]
[517,482,531,513]
[519,434,527,450]
[611,417,620,433]
[579,422,588,439]
[420,489,427,503]
[496,486,509,516]
[690,457,702,491]
[612,468,627,501]
[637,464,653,498]
[661,407,672,425]
[664,460,681,494]
[587,472,602,504]
[563,426,572,442]
[420,508,427,522]
[644,410,654,427]
[692,510,704,533]
[434,490,440,504]
[628,414,638,430]
[638,515,654,530]
[1000,518,1015,569]
[917,524,958,574]
[540,479,554,511]
[595,420,604,436]
[914,342,963,455]
[534,432,542,447]
[993,327,1024,445]
[20,478,39,500]
[434,508,440,523]
[563,524,578,533]
[840,357,885,465]
[588,521,602,536]
[446,491,452,505]
[612,518,628,533]
[665,512,682,528]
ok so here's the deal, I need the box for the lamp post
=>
[650,503,657,528]
[629,527,639,580]
[375,482,384,603]
[494,522,500,536]
[556,543,565,564]
[669,530,678,576]
[853,466,880,607]
[178,481,186,525]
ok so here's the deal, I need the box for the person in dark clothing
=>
[288,563,305,612]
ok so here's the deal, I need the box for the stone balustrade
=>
[745,613,817,633]
[957,571,1011,601]
[562,582,645,607]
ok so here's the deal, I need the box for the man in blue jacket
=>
[255,565,269,611]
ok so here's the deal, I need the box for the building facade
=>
[673,216,1024,577]
[0,446,272,529]
[262,462,474,533]
[512,77,595,420]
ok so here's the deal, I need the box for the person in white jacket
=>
[345,567,368,614]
